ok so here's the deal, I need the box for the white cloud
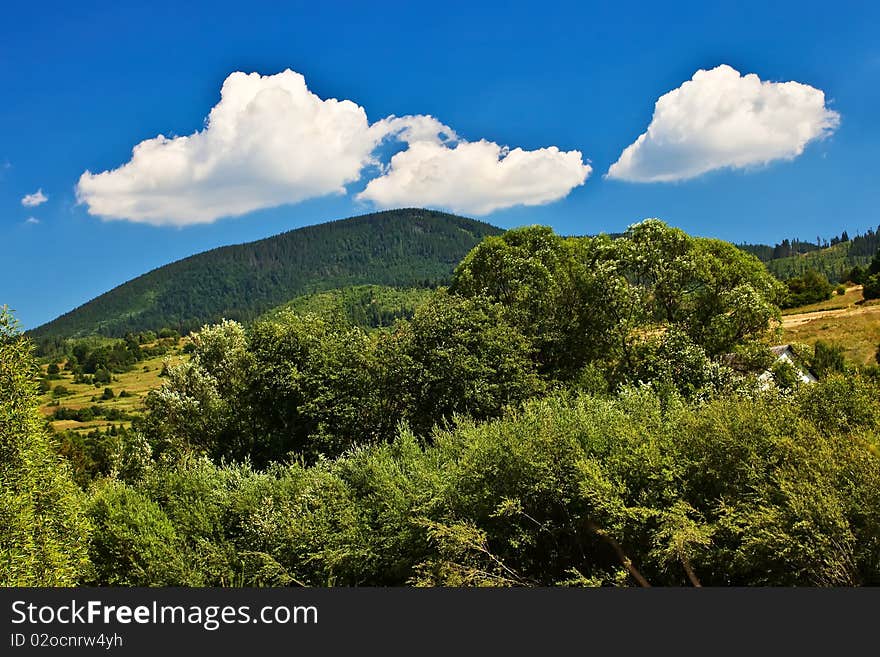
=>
[358,138,591,215]
[21,188,48,207]
[607,64,840,183]
[76,69,589,225]
[77,70,384,226]
[24,216,40,224]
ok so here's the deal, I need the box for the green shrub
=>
[85,479,188,586]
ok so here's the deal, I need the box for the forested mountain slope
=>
[30,209,502,342]
[739,226,880,282]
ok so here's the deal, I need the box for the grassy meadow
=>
[781,285,880,364]
[38,343,188,434]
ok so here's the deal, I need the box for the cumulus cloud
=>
[607,64,840,183]
[24,216,40,225]
[21,188,48,207]
[76,69,589,225]
[78,70,383,226]
[358,138,591,215]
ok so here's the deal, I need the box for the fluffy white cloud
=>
[21,189,47,206]
[76,69,589,225]
[607,64,840,183]
[358,139,591,215]
[77,70,385,226]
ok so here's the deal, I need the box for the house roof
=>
[722,344,818,381]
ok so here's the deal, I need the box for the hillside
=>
[30,209,502,342]
[765,242,872,282]
[739,226,880,282]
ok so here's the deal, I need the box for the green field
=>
[38,346,188,434]
[781,285,880,365]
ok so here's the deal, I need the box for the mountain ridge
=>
[30,209,503,342]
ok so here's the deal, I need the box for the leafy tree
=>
[450,225,592,378]
[782,269,834,308]
[870,249,880,276]
[102,387,115,400]
[451,220,781,382]
[246,313,379,462]
[384,291,544,436]
[0,306,91,585]
[629,329,735,398]
[848,266,867,285]
[770,360,801,390]
[863,273,880,300]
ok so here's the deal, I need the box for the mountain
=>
[30,209,503,342]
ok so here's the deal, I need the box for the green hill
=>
[30,209,502,342]
[739,226,880,282]
[763,242,871,282]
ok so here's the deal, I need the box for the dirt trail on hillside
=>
[782,303,880,328]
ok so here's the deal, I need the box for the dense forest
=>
[4,219,880,587]
[29,209,502,345]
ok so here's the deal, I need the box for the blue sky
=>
[2,0,878,329]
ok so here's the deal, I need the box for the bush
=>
[52,384,70,398]
[835,285,846,296]
[86,480,188,585]
[93,368,112,384]
[101,387,115,400]
[811,341,846,378]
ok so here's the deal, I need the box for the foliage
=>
[383,291,544,437]
[810,341,846,378]
[451,219,782,385]
[144,295,542,465]
[864,274,880,300]
[0,306,91,585]
[81,381,880,587]
[782,269,834,308]
[9,220,880,588]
